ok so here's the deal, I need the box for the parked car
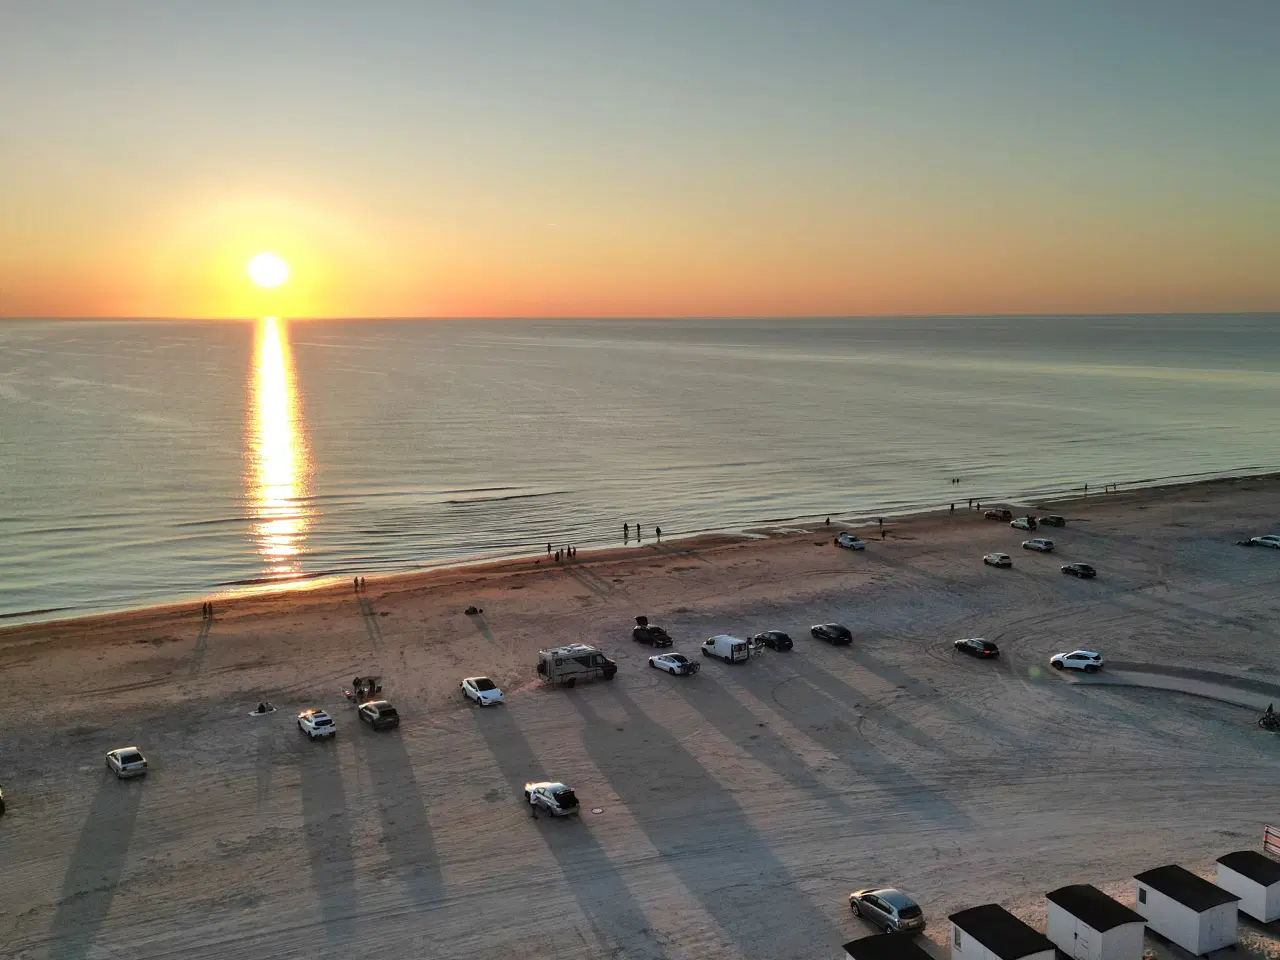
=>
[954,637,999,659]
[849,887,927,934]
[810,623,852,645]
[751,630,794,651]
[1011,517,1037,531]
[105,747,149,778]
[701,635,750,662]
[357,699,400,730]
[649,652,699,675]
[298,709,337,739]
[1248,535,1280,549]
[524,781,580,817]
[983,553,1012,568]
[1022,538,1055,552]
[837,532,867,550]
[1039,515,1066,527]
[1050,650,1104,672]
[1061,563,1096,578]
[461,676,505,705]
[984,509,1013,521]
[632,616,673,647]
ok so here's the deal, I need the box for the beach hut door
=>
[1073,926,1090,960]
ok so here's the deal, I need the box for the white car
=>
[649,652,700,675]
[1022,538,1055,552]
[461,676,504,706]
[837,532,867,550]
[1249,535,1280,549]
[524,781,580,817]
[1010,517,1035,531]
[105,747,148,779]
[1051,650,1104,673]
[983,553,1012,568]
[298,708,337,738]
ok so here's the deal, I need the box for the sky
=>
[1,0,1278,319]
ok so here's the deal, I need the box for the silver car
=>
[849,887,926,934]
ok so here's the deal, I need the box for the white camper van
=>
[536,643,618,687]
[700,635,750,663]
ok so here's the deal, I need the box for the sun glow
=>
[248,252,290,288]
[247,317,312,577]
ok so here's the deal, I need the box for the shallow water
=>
[1,314,1277,621]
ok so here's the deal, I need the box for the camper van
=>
[536,643,618,687]
[700,635,750,663]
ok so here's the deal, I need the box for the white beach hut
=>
[949,904,1055,960]
[1045,884,1145,960]
[1133,865,1238,955]
[1215,850,1280,923]
[842,932,935,960]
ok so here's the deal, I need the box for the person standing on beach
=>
[353,577,359,593]
[623,522,629,539]
[880,528,886,540]
[360,576,366,591]
[877,517,883,530]
[825,516,830,526]
[968,498,972,509]
[655,526,661,541]
[547,543,552,556]
[950,503,955,515]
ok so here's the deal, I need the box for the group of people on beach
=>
[548,544,577,562]
[353,576,367,593]
[623,522,660,542]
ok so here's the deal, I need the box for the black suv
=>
[751,631,793,651]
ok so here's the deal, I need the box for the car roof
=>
[464,675,491,683]
[527,781,568,791]
[364,700,393,709]
[873,888,917,908]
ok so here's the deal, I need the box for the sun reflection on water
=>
[247,316,312,577]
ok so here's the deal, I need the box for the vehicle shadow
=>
[471,706,671,960]
[358,727,443,910]
[727,657,973,831]
[298,737,357,950]
[571,686,847,960]
[46,772,144,960]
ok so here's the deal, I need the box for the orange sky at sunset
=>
[2,2,1277,319]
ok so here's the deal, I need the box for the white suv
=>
[298,709,337,739]
[1050,650,1104,673]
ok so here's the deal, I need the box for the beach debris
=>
[464,605,482,615]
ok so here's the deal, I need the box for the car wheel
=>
[649,660,656,669]
[1052,660,1064,670]
[1085,664,1098,673]
[565,677,576,688]
[852,902,862,916]
[669,666,677,675]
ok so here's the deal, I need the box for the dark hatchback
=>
[954,637,999,658]
[810,623,853,645]
[358,700,401,730]
[1061,563,1096,578]
[751,631,793,651]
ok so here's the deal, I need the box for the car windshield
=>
[898,905,923,919]
[379,707,398,718]
[552,789,578,808]
[668,655,688,664]
[120,752,143,763]
[474,678,496,691]
[315,717,332,726]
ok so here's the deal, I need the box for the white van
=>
[700,635,750,663]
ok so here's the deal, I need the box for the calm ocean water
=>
[1,315,1277,623]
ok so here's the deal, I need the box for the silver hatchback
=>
[849,887,926,934]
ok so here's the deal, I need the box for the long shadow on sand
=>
[358,727,443,910]
[571,687,846,960]
[46,772,144,960]
[471,707,672,960]
[298,738,357,953]
[357,596,383,651]
[720,656,972,831]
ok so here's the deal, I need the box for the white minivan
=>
[701,635,750,663]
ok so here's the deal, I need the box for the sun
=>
[248,252,290,288]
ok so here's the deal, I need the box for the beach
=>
[3,475,1280,960]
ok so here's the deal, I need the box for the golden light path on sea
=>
[247,316,312,576]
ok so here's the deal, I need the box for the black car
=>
[358,700,401,730]
[810,623,852,645]
[751,630,793,651]
[954,637,999,658]
[1038,515,1066,527]
[1061,563,1096,578]
[632,616,673,647]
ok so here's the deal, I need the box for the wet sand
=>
[2,476,1280,960]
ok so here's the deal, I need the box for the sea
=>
[1,314,1277,624]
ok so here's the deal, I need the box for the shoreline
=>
[4,467,1276,643]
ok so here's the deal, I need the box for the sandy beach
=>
[3,476,1280,960]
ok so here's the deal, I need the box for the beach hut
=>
[1215,850,1280,922]
[1132,865,1238,955]
[842,932,935,960]
[1045,884,1145,960]
[949,904,1055,960]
